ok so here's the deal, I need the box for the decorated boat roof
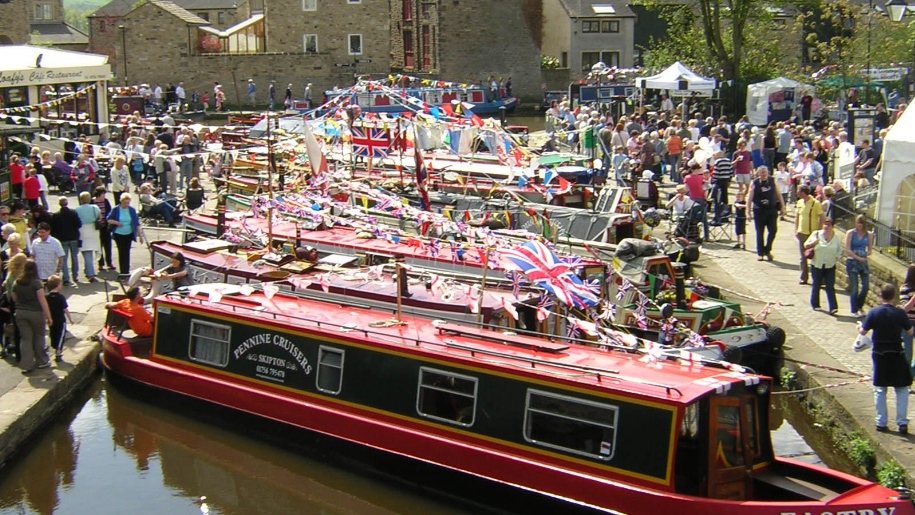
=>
[157,288,763,406]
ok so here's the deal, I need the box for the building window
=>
[188,320,231,367]
[197,12,209,21]
[347,34,362,55]
[34,4,52,20]
[302,0,316,11]
[601,20,620,33]
[303,34,317,53]
[99,19,107,32]
[316,346,344,394]
[218,12,225,24]
[582,51,620,71]
[416,367,478,426]
[582,20,600,33]
[421,26,431,69]
[402,0,412,20]
[524,390,619,460]
[403,30,414,68]
[348,0,361,3]
[561,51,568,68]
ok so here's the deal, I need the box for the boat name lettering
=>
[779,508,896,515]
[233,333,311,373]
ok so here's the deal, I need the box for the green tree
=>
[635,0,798,81]
[64,8,91,33]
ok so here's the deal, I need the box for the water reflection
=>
[103,382,462,515]
[0,397,80,515]
[0,376,848,515]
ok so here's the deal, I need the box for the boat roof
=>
[157,289,762,406]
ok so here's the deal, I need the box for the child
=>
[46,275,74,362]
[733,191,747,250]
[774,162,791,221]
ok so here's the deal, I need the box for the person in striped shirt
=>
[710,150,734,225]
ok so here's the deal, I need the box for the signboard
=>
[0,65,112,88]
[862,68,907,81]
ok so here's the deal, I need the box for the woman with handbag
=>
[846,214,875,318]
[107,193,144,275]
[74,192,101,283]
[805,219,842,315]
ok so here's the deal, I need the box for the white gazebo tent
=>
[745,77,815,126]
[635,61,717,95]
[875,103,915,241]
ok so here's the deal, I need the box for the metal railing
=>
[832,199,915,263]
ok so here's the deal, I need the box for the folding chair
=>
[708,204,733,242]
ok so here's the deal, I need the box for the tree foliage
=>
[802,0,914,73]
[64,8,91,33]
[635,0,796,82]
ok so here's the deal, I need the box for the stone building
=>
[0,1,34,45]
[541,0,635,73]
[29,0,89,51]
[96,0,543,104]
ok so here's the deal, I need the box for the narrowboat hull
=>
[99,292,914,515]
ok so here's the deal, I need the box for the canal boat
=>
[146,239,521,327]
[320,85,518,117]
[99,287,915,515]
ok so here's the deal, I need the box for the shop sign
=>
[0,66,112,88]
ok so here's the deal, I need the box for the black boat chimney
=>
[672,262,687,308]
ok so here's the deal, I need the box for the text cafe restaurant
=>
[0,46,112,203]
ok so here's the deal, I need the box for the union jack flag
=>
[501,240,598,309]
[598,300,616,321]
[615,279,633,301]
[351,126,390,158]
[536,295,554,322]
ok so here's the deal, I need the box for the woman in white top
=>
[35,168,49,210]
[109,155,130,204]
[666,185,695,219]
[804,219,842,314]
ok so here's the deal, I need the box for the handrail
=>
[166,292,684,393]
[444,341,683,397]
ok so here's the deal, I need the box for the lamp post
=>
[118,25,127,86]
[886,0,911,98]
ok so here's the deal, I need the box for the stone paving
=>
[665,193,915,477]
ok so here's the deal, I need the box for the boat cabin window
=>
[188,320,231,367]
[523,390,618,461]
[416,368,478,426]
[316,346,345,394]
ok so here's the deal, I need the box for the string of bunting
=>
[0,84,99,114]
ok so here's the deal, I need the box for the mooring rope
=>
[771,376,872,395]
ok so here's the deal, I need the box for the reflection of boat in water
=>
[104,384,420,515]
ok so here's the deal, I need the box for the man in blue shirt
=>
[247,79,256,107]
[860,283,915,434]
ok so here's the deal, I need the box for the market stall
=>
[746,77,816,126]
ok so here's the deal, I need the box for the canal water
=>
[0,373,839,515]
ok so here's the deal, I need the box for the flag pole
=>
[476,247,491,325]
[265,112,274,251]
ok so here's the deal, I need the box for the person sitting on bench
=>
[105,286,153,337]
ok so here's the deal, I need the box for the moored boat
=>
[100,287,915,515]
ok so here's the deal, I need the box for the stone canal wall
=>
[0,341,101,469]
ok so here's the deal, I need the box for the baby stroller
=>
[674,203,704,243]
